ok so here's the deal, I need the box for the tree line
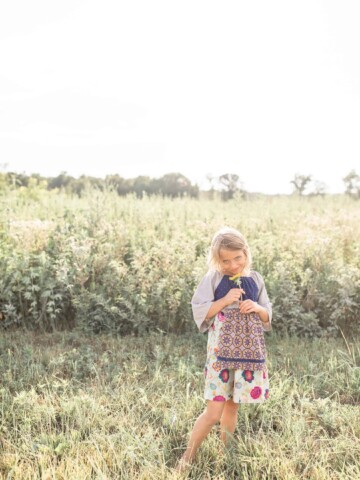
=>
[0,168,359,199]
[290,171,360,198]
[0,171,199,198]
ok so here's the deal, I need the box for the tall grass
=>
[0,330,359,479]
[0,189,359,336]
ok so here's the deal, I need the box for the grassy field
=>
[0,190,360,478]
[1,329,360,479]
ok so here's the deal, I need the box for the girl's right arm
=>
[191,270,220,333]
[192,269,243,333]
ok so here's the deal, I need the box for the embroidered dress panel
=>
[215,309,266,371]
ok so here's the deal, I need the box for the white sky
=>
[0,0,359,194]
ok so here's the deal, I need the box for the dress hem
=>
[204,395,268,404]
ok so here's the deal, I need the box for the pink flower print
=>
[242,370,255,383]
[265,389,270,399]
[211,322,216,330]
[250,386,262,400]
[213,395,226,402]
[263,371,267,379]
[219,369,230,383]
[218,311,225,322]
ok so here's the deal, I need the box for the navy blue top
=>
[214,275,259,302]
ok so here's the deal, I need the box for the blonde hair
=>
[207,227,252,274]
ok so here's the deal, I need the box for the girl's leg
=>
[176,400,226,469]
[219,398,239,446]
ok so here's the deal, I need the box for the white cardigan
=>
[191,270,273,333]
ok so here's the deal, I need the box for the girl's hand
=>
[239,299,261,314]
[224,288,245,306]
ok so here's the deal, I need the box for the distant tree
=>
[5,172,30,188]
[1,170,47,192]
[290,174,312,195]
[133,176,152,198]
[48,171,74,191]
[71,176,105,196]
[156,173,198,198]
[343,170,360,199]
[105,174,132,196]
[219,173,243,201]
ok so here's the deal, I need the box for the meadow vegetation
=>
[0,188,359,479]
[0,330,359,479]
[0,189,359,337]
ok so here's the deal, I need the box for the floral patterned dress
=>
[191,270,272,404]
[203,310,269,403]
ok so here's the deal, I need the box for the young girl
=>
[176,227,272,472]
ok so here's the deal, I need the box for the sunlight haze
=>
[1,0,359,193]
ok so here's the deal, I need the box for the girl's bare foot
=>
[175,457,192,474]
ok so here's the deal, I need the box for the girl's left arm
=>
[249,271,272,331]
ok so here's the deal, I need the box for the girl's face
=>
[219,249,247,276]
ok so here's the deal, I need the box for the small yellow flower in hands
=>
[229,272,242,288]
[229,273,243,301]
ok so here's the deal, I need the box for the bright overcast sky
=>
[1,0,359,193]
